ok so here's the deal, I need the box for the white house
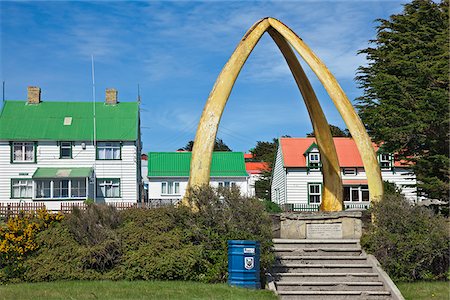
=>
[147,151,249,202]
[0,86,141,210]
[271,137,418,211]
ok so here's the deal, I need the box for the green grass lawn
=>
[0,280,277,300]
[397,281,449,300]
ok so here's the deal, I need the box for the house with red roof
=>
[245,160,270,197]
[271,137,418,211]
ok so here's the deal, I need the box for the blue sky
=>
[1,0,406,153]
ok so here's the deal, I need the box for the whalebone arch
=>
[185,17,383,211]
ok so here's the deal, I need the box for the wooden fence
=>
[0,199,180,218]
[0,203,46,219]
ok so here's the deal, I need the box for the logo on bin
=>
[244,257,254,270]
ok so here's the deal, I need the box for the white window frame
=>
[343,185,370,202]
[379,153,392,169]
[11,179,33,198]
[12,142,35,162]
[308,152,321,170]
[97,179,120,198]
[218,181,235,188]
[161,181,180,195]
[308,183,321,204]
[97,142,121,160]
[71,179,87,198]
[35,179,87,199]
[60,142,72,159]
[35,180,51,199]
[343,168,357,176]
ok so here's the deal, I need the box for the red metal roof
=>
[280,137,405,168]
[343,179,368,185]
[245,162,270,174]
[244,153,254,159]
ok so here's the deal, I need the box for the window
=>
[97,179,120,198]
[161,182,180,195]
[53,180,69,198]
[36,181,51,198]
[71,179,87,197]
[308,183,321,204]
[218,181,230,188]
[35,179,87,199]
[12,142,35,162]
[97,142,121,160]
[343,168,357,176]
[60,142,72,159]
[379,153,392,169]
[343,185,370,202]
[11,179,33,198]
[308,152,321,169]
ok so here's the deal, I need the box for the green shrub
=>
[65,204,121,246]
[187,185,274,283]
[14,187,273,286]
[261,199,282,213]
[361,194,449,281]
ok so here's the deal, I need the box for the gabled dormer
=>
[304,142,321,172]
[376,148,394,170]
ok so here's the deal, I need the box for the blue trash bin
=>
[228,240,261,289]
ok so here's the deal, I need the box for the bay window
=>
[34,179,87,199]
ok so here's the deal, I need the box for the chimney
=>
[27,86,41,104]
[105,88,118,105]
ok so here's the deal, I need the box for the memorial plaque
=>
[306,223,342,239]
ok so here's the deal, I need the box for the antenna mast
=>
[91,56,97,203]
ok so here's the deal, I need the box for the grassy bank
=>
[0,280,277,300]
[397,281,449,300]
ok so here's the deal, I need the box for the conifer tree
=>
[356,0,449,201]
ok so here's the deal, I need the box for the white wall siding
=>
[381,168,418,202]
[286,169,323,204]
[279,166,418,205]
[271,145,287,205]
[148,177,248,200]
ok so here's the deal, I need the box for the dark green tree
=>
[306,124,351,137]
[356,0,449,201]
[250,139,278,167]
[179,138,232,152]
[249,137,292,200]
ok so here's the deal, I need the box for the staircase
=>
[270,239,403,300]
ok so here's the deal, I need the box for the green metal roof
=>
[33,167,92,179]
[147,152,248,177]
[0,101,139,141]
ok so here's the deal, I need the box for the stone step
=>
[273,239,360,250]
[272,263,374,273]
[277,255,367,264]
[274,247,362,256]
[278,290,392,300]
[274,272,380,283]
[276,281,386,292]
